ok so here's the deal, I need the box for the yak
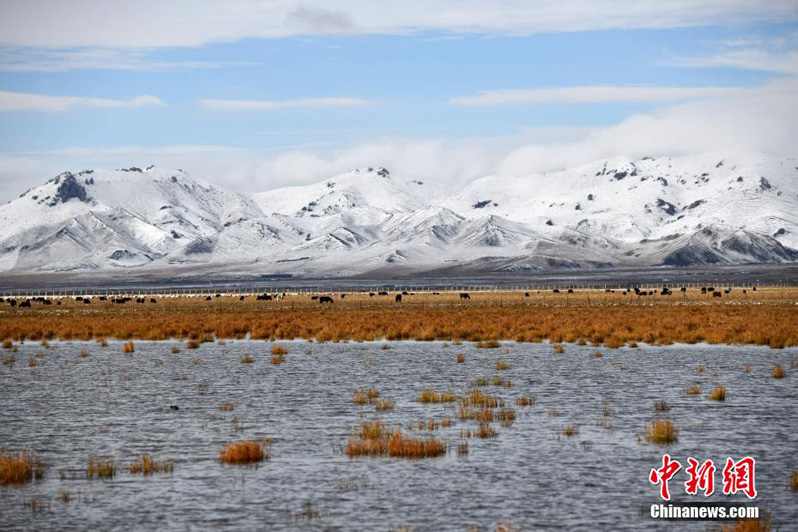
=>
[319,296,334,304]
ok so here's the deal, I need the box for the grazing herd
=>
[0,285,761,309]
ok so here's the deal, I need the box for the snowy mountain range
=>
[1,154,797,278]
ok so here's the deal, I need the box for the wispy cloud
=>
[1,1,795,48]
[0,91,166,112]
[450,86,743,106]
[668,48,798,74]
[0,47,251,72]
[200,97,371,110]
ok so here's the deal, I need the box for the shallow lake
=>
[1,340,796,530]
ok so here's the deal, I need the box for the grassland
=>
[0,287,796,347]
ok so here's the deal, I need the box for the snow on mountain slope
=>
[1,154,796,276]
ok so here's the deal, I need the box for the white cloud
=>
[0,47,249,72]
[451,86,743,106]
[0,0,795,48]
[497,77,798,174]
[1,77,796,202]
[0,91,165,112]
[668,48,798,75]
[200,97,371,110]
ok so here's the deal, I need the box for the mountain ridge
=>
[1,154,797,277]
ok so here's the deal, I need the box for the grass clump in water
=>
[122,341,135,354]
[87,456,116,479]
[0,448,45,485]
[476,341,500,349]
[708,386,727,401]
[418,389,456,403]
[772,364,784,379]
[129,454,173,475]
[645,419,678,445]
[219,440,270,465]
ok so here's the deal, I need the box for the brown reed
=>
[129,454,173,475]
[219,440,269,464]
[646,419,678,445]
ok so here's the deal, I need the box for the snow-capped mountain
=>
[1,154,797,277]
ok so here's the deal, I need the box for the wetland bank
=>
[1,289,797,530]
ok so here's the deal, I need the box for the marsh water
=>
[1,340,796,531]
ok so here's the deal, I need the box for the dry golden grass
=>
[654,400,669,412]
[271,345,288,355]
[219,440,269,464]
[515,396,535,407]
[374,400,395,411]
[697,364,706,372]
[497,408,516,427]
[269,353,285,364]
[717,516,772,532]
[2,338,12,349]
[122,341,135,354]
[0,448,44,485]
[240,356,254,364]
[495,360,508,370]
[28,357,37,367]
[186,340,200,349]
[79,349,89,358]
[476,340,501,349]
[2,356,15,366]
[708,386,727,401]
[646,419,678,445]
[220,403,234,411]
[687,384,701,395]
[86,456,116,479]
[791,470,798,491]
[564,425,579,437]
[129,454,173,475]
[476,422,498,439]
[457,441,468,455]
[456,353,465,363]
[744,363,751,373]
[3,289,798,347]
[346,420,446,458]
[462,390,500,408]
[418,389,456,403]
[772,364,784,378]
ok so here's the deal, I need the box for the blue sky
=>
[0,1,796,200]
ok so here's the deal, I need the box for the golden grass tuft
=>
[708,386,727,401]
[240,356,254,364]
[554,344,564,354]
[646,419,678,445]
[717,516,772,532]
[186,340,200,349]
[495,360,508,370]
[2,339,12,349]
[28,357,37,367]
[476,340,500,349]
[374,400,395,411]
[271,345,288,355]
[79,349,89,358]
[515,396,535,407]
[772,364,784,379]
[220,403,234,411]
[462,390,500,408]
[697,364,706,372]
[744,363,751,373]
[686,384,701,395]
[791,470,798,491]
[477,422,498,439]
[129,454,173,475]
[219,440,269,464]
[654,400,669,412]
[0,448,44,485]
[456,353,465,363]
[418,389,456,403]
[122,341,135,354]
[87,456,116,479]
[564,425,579,438]
[346,421,446,458]
[457,441,468,455]
[497,408,516,427]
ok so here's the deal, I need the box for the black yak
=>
[319,296,334,304]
